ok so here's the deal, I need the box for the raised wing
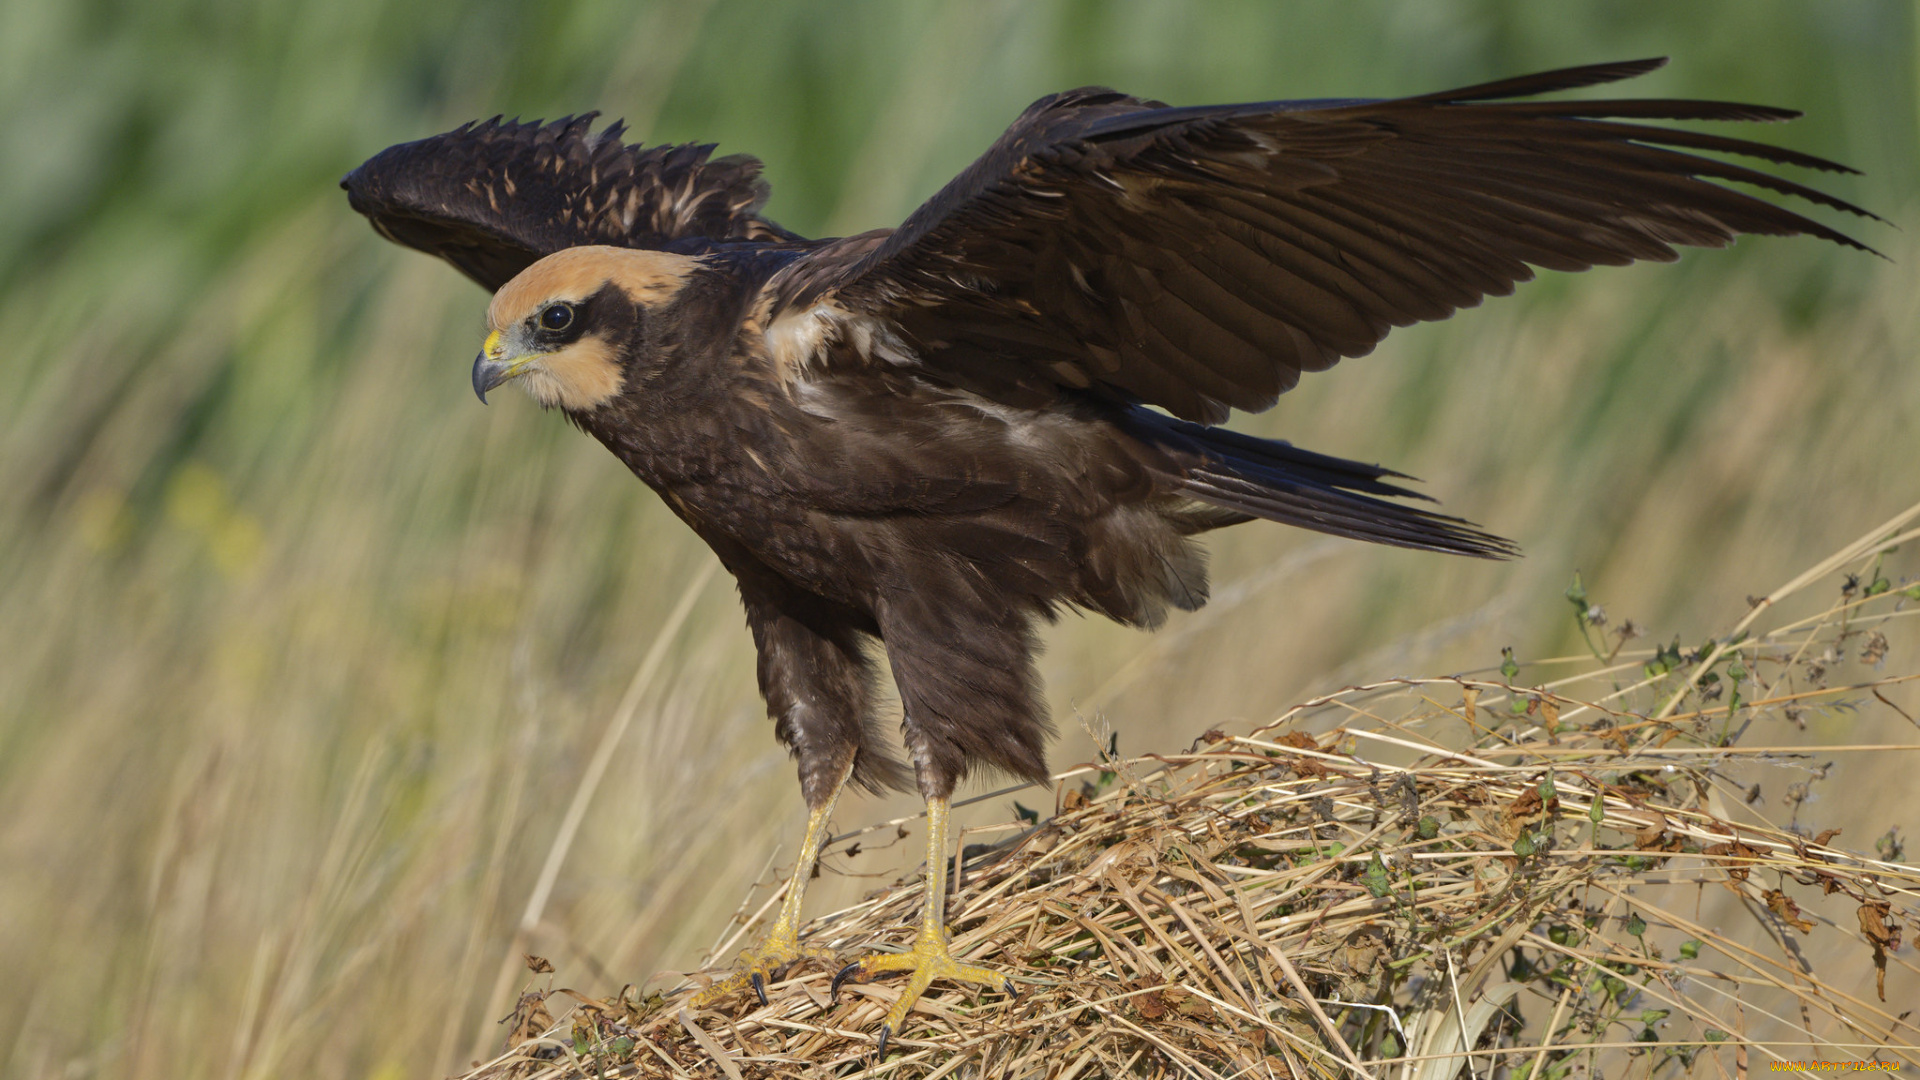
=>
[773,58,1878,423]
[342,114,804,291]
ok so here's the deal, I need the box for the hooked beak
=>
[471,330,517,404]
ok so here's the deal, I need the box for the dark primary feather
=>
[775,56,1877,424]
[340,114,803,291]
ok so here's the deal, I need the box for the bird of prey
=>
[343,58,1872,1050]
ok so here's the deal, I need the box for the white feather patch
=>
[765,302,918,380]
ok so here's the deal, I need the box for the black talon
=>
[750,971,768,1008]
[875,1024,892,1058]
[831,962,863,1005]
[1003,978,1018,1000]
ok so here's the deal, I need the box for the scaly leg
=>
[691,756,853,1008]
[831,795,1014,1055]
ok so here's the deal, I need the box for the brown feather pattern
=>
[346,60,1873,805]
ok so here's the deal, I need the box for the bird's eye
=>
[538,303,575,331]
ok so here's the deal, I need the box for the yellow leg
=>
[691,758,852,1008]
[831,795,1013,1055]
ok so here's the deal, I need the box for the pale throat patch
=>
[516,333,625,411]
[486,246,700,412]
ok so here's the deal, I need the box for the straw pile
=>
[464,508,1920,1079]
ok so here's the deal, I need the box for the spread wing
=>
[342,114,805,291]
[771,58,1879,424]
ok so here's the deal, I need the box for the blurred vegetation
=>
[0,2,1913,1077]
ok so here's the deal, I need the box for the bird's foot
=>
[831,927,1015,1057]
[690,927,838,1010]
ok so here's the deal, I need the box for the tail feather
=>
[1170,421,1433,499]
[1129,413,1518,559]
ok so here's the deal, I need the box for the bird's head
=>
[473,246,697,411]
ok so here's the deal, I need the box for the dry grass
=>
[459,508,1920,1078]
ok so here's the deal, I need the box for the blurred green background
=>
[0,2,1914,1077]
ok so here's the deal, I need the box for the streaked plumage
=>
[343,58,1873,1044]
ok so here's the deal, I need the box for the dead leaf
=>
[1156,986,1219,1023]
[1859,901,1901,1001]
[1858,901,1900,947]
[1450,783,1490,805]
[617,984,667,1023]
[1505,787,1546,839]
[524,954,554,975]
[1273,731,1330,778]
[1340,926,1389,977]
[571,1011,599,1052]
[1763,889,1814,934]
[1634,813,1670,850]
[504,990,553,1050]
[1705,841,1757,883]
[1508,787,1543,818]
